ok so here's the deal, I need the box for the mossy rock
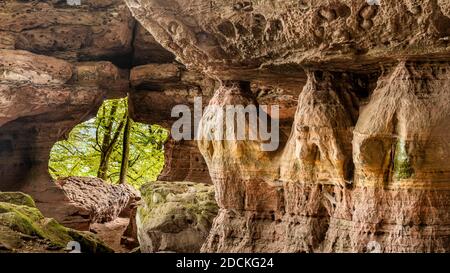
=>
[0,192,113,253]
[139,181,218,224]
[394,140,414,179]
[0,192,36,208]
[137,181,218,253]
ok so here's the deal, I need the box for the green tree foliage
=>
[49,98,169,189]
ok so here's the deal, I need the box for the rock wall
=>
[0,48,127,224]
[0,0,134,65]
[129,61,216,184]
[158,139,212,184]
[127,0,450,252]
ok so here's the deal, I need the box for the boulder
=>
[56,177,141,229]
[137,181,218,253]
[0,192,113,253]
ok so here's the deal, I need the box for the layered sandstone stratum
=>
[0,0,449,253]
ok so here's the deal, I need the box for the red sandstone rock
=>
[0,1,210,226]
[128,0,450,253]
[199,64,450,253]
[159,139,212,184]
[1,0,449,253]
[56,177,140,229]
[0,0,134,62]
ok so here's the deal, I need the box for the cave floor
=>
[90,218,130,253]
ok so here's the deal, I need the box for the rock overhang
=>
[125,0,450,79]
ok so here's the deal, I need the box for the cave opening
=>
[48,97,169,189]
[45,97,169,252]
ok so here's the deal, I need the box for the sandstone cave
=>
[0,0,450,254]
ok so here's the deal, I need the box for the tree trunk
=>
[101,117,126,180]
[97,101,119,179]
[119,115,131,184]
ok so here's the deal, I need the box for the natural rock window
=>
[49,98,169,189]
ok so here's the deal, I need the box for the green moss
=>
[0,202,44,232]
[394,140,414,179]
[67,229,113,253]
[395,160,414,179]
[0,212,40,237]
[40,218,73,247]
[138,181,218,231]
[0,202,69,248]
[0,193,113,253]
[0,192,36,208]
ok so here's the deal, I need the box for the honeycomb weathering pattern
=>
[125,0,450,78]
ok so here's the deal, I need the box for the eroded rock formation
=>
[0,48,127,226]
[158,139,212,184]
[1,0,449,253]
[0,0,134,63]
[0,0,212,226]
[127,0,450,252]
[129,61,216,184]
[56,177,140,230]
